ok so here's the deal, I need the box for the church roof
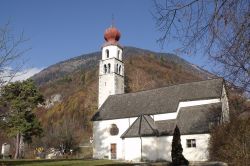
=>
[176,103,221,135]
[120,115,159,138]
[92,78,224,121]
[121,103,222,138]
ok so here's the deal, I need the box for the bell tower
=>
[98,26,124,108]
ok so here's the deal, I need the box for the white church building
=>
[92,26,229,162]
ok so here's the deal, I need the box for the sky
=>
[0,0,209,80]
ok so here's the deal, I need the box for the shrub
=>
[209,117,250,166]
[171,125,189,166]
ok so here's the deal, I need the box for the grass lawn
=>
[0,159,135,166]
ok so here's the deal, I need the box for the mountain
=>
[31,46,216,148]
[32,46,213,86]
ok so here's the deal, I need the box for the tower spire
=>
[111,14,114,27]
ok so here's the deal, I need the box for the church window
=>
[186,139,196,148]
[118,65,121,74]
[104,64,107,73]
[108,63,111,73]
[106,49,109,58]
[110,124,119,135]
[117,50,120,59]
[116,64,118,73]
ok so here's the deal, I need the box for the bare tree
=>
[153,0,250,93]
[0,23,28,86]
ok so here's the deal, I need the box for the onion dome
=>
[104,26,121,43]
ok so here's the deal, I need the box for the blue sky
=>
[1,0,209,77]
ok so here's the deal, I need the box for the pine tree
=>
[0,79,44,159]
[171,125,189,166]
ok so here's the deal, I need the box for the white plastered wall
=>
[99,58,124,76]
[221,85,230,122]
[123,134,210,162]
[98,45,124,108]
[102,45,123,60]
[181,134,210,161]
[93,117,137,160]
[98,73,115,108]
[124,138,141,161]
[98,73,124,107]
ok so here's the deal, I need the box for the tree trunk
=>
[14,132,20,159]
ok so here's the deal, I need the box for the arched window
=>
[108,63,111,73]
[110,124,119,135]
[117,50,120,59]
[119,65,121,74]
[104,64,107,74]
[106,49,109,58]
[116,64,118,73]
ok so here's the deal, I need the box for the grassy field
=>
[0,159,135,166]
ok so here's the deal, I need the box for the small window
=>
[104,64,107,73]
[106,49,109,58]
[186,139,196,148]
[116,64,118,73]
[118,65,121,74]
[108,63,111,73]
[117,50,120,59]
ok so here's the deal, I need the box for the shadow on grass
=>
[0,159,172,166]
[96,162,172,166]
[97,162,172,166]
[96,164,135,166]
[0,159,85,165]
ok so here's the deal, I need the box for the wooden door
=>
[110,143,116,159]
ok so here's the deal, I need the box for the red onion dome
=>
[104,26,121,43]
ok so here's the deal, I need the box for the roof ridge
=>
[108,78,223,97]
[120,116,140,138]
[139,115,143,136]
[143,115,159,136]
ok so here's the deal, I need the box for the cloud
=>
[11,68,43,82]
[1,67,43,83]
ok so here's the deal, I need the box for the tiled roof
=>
[121,103,222,138]
[121,115,159,138]
[92,78,223,121]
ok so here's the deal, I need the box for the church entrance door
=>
[110,143,116,159]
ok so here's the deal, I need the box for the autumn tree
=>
[209,117,250,165]
[209,90,250,165]
[153,0,250,93]
[0,79,44,159]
